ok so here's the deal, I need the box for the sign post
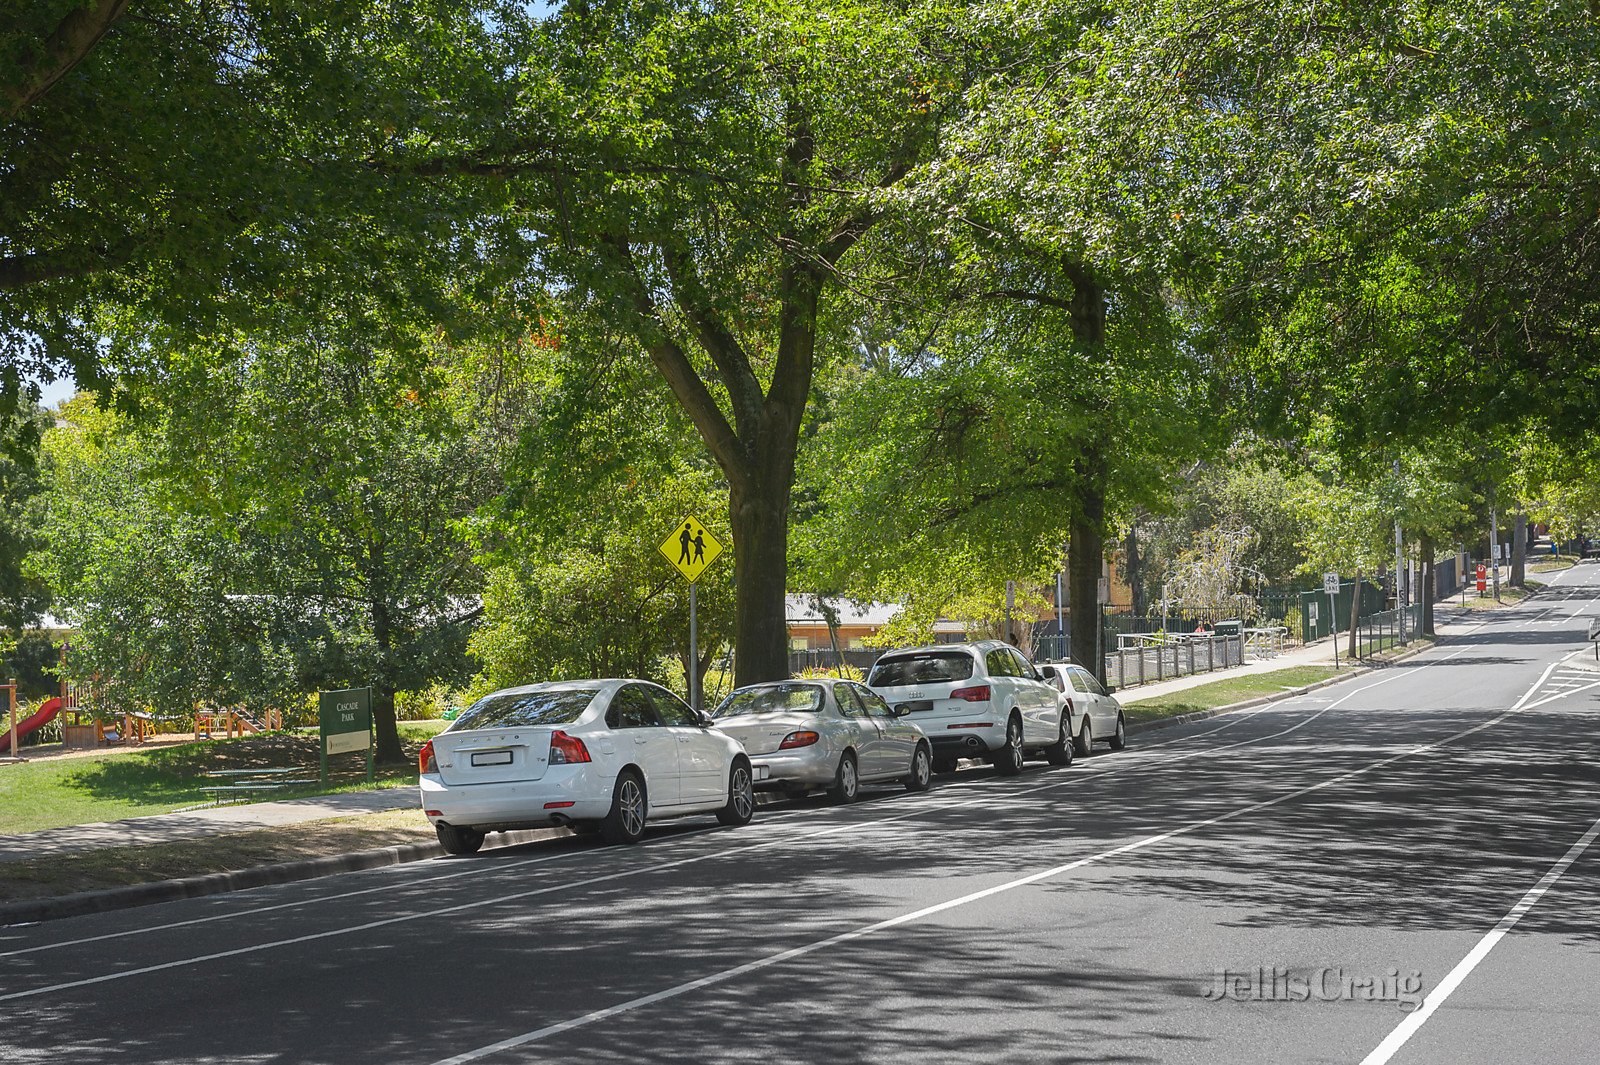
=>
[658,516,724,713]
[1323,573,1341,669]
[319,687,373,787]
[1,678,19,764]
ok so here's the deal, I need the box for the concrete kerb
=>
[0,634,1454,928]
[0,828,556,927]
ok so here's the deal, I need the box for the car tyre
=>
[991,715,1025,776]
[436,822,485,856]
[1073,719,1093,757]
[600,770,648,845]
[1044,714,1075,767]
[904,743,934,792]
[827,751,860,804]
[716,759,756,826]
[1109,712,1128,751]
[932,757,959,775]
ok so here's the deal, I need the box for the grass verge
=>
[1529,556,1577,573]
[0,809,440,904]
[0,722,446,836]
[1449,583,1539,611]
[1122,665,1339,724]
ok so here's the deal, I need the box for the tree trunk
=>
[1420,533,1436,636]
[1124,523,1145,617]
[1348,568,1363,660]
[1511,509,1527,587]
[1067,273,1109,683]
[729,474,793,687]
[371,592,404,765]
[1069,465,1106,683]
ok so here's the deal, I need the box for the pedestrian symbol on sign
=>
[659,517,722,584]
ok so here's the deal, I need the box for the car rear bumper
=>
[749,745,840,788]
[925,721,1006,757]
[420,769,613,829]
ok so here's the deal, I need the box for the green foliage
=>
[468,330,734,695]
[0,396,50,628]
[1,629,57,701]
[31,327,493,757]
[2,0,512,389]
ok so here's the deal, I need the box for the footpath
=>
[0,587,1540,925]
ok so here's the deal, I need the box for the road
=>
[2,566,1598,1065]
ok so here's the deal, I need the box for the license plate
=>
[471,750,513,767]
[898,700,933,713]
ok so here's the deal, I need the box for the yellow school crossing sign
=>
[659,516,723,584]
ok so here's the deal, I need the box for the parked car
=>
[709,680,933,802]
[1046,662,1127,754]
[1035,663,1084,765]
[865,641,1072,775]
[418,679,757,853]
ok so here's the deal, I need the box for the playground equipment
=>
[194,707,285,741]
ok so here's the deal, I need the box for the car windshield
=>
[868,652,975,687]
[712,684,823,718]
[448,688,600,731]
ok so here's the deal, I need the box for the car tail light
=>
[779,730,820,749]
[549,731,592,764]
[950,685,991,702]
[419,740,437,775]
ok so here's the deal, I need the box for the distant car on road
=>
[709,680,933,802]
[419,680,756,852]
[866,641,1072,775]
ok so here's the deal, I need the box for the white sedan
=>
[419,679,757,852]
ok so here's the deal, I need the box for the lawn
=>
[1529,556,1577,573]
[0,721,447,836]
[1121,665,1340,724]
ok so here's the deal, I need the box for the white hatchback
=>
[419,679,757,852]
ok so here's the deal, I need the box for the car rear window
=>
[448,688,600,731]
[868,652,975,687]
[712,684,823,718]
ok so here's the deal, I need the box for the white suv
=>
[866,641,1073,775]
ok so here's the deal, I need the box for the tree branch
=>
[659,242,765,439]
[3,0,134,120]
[0,235,143,290]
[603,235,754,487]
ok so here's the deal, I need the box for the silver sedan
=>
[709,679,933,803]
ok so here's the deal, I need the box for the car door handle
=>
[634,735,650,745]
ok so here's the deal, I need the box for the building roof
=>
[785,595,902,628]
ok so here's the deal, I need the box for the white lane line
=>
[0,695,1357,985]
[425,656,1556,1065]
[0,704,1291,960]
[1358,811,1600,1065]
[0,670,1364,961]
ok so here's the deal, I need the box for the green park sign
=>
[319,686,374,784]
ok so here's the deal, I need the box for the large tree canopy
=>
[1,0,512,389]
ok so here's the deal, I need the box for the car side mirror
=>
[888,705,908,717]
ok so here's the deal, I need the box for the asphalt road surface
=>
[3,566,1599,1065]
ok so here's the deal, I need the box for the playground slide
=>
[1,696,62,749]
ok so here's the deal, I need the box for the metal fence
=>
[1103,632,1244,691]
[787,648,881,678]
[1353,604,1425,660]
